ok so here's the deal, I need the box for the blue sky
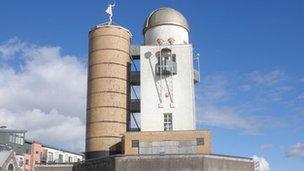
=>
[0,0,303,170]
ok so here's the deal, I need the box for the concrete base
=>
[35,164,73,171]
[73,154,254,171]
[123,130,211,155]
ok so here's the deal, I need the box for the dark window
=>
[155,48,177,75]
[48,152,53,162]
[164,113,173,131]
[132,140,139,148]
[36,151,39,154]
[25,159,29,165]
[68,157,72,163]
[197,138,204,146]
[8,163,14,171]
[59,154,63,163]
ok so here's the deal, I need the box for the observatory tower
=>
[75,6,255,171]
[85,7,208,160]
[140,8,197,131]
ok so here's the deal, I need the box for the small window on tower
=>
[164,113,173,131]
[155,48,177,75]
[196,138,204,146]
[132,140,139,148]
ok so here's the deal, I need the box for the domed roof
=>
[143,8,189,33]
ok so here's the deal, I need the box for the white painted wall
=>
[44,147,83,163]
[144,25,189,45]
[140,44,196,131]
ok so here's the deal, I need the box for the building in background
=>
[0,129,27,154]
[0,129,28,170]
[0,150,19,171]
[0,128,84,171]
[43,145,83,164]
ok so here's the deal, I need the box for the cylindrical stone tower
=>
[86,24,131,159]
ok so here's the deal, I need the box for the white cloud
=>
[260,144,273,151]
[297,92,304,100]
[0,40,86,119]
[252,155,270,171]
[198,75,229,101]
[0,38,86,151]
[197,104,284,134]
[196,71,291,134]
[0,38,25,60]
[285,142,304,157]
[249,70,285,86]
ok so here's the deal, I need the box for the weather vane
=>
[105,1,115,25]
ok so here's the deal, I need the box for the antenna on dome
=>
[105,1,116,25]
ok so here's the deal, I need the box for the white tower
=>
[140,8,198,131]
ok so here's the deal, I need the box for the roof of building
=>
[0,129,27,133]
[0,150,12,167]
[42,144,84,156]
[25,139,83,156]
[143,8,189,33]
[90,22,132,36]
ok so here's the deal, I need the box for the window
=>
[48,152,53,162]
[25,159,29,165]
[68,156,72,163]
[9,135,13,143]
[12,135,15,143]
[15,137,19,144]
[164,113,173,131]
[8,163,14,171]
[9,133,24,145]
[132,140,139,148]
[196,138,204,146]
[59,154,63,163]
[155,48,177,75]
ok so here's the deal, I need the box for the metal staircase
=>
[129,47,141,130]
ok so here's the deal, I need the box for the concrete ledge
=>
[73,154,254,171]
[35,164,73,171]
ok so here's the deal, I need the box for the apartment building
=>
[0,128,84,171]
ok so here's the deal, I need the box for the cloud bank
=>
[0,38,86,151]
[196,71,290,134]
[285,142,304,157]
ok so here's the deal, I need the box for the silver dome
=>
[143,8,189,33]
